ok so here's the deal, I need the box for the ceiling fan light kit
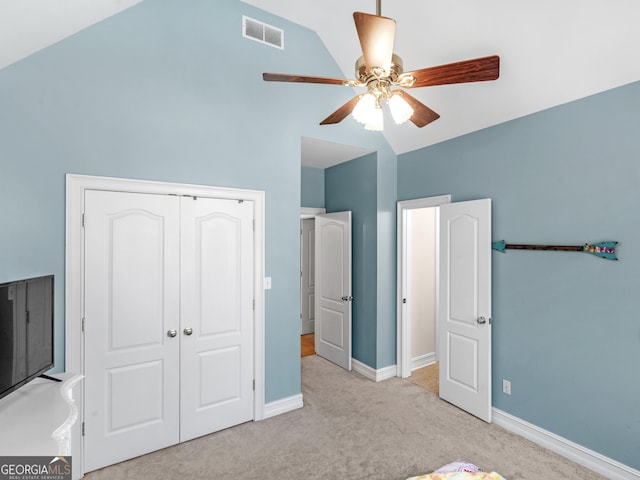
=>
[351,90,413,131]
[263,6,500,131]
[351,52,415,130]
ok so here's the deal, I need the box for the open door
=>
[438,199,492,422]
[314,212,352,370]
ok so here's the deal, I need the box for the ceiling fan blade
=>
[353,12,396,75]
[402,55,500,88]
[263,73,357,86]
[320,95,362,125]
[399,91,440,128]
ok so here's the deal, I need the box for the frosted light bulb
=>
[352,93,377,125]
[364,107,383,131]
[389,93,414,125]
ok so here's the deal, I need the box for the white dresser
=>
[0,373,83,480]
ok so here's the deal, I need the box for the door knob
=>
[167,329,178,337]
[477,316,490,325]
[183,327,193,336]
[341,296,353,302]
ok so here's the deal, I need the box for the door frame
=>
[300,207,325,219]
[300,208,325,334]
[396,195,451,378]
[65,174,266,475]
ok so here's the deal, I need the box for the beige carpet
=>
[85,355,606,479]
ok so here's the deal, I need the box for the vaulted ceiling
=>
[2,0,639,163]
[246,0,640,156]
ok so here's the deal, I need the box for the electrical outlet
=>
[502,379,511,395]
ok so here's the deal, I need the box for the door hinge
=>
[252,299,255,310]
[82,213,86,228]
[253,219,256,230]
[82,318,85,332]
[252,379,255,391]
[300,313,302,319]
[82,422,85,436]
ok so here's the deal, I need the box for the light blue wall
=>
[301,166,324,208]
[375,142,398,368]
[322,148,397,371]
[325,153,378,367]
[0,0,392,403]
[317,144,397,370]
[398,81,640,468]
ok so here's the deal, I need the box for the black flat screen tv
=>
[0,275,54,401]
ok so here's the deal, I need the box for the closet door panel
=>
[84,190,181,472]
[180,197,255,442]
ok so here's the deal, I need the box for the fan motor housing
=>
[355,53,404,83]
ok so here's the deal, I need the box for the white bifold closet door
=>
[84,190,254,472]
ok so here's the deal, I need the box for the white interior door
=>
[438,199,492,422]
[300,218,316,335]
[314,212,352,370]
[179,197,254,441]
[84,190,181,471]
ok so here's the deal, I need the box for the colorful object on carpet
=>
[407,462,506,480]
[407,472,506,480]
[491,240,618,260]
[434,462,482,474]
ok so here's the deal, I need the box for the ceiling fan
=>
[262,2,500,131]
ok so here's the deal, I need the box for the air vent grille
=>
[243,15,284,50]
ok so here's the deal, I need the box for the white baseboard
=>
[492,408,640,480]
[411,352,436,371]
[352,359,397,382]
[263,393,304,419]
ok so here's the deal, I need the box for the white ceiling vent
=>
[243,15,284,50]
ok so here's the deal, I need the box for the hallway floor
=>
[408,362,439,395]
[301,334,315,357]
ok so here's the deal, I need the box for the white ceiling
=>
[0,0,143,69]
[2,1,639,166]
[246,0,640,158]
[301,137,374,169]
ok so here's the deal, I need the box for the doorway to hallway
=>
[397,195,493,423]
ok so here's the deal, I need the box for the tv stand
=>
[40,373,64,382]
